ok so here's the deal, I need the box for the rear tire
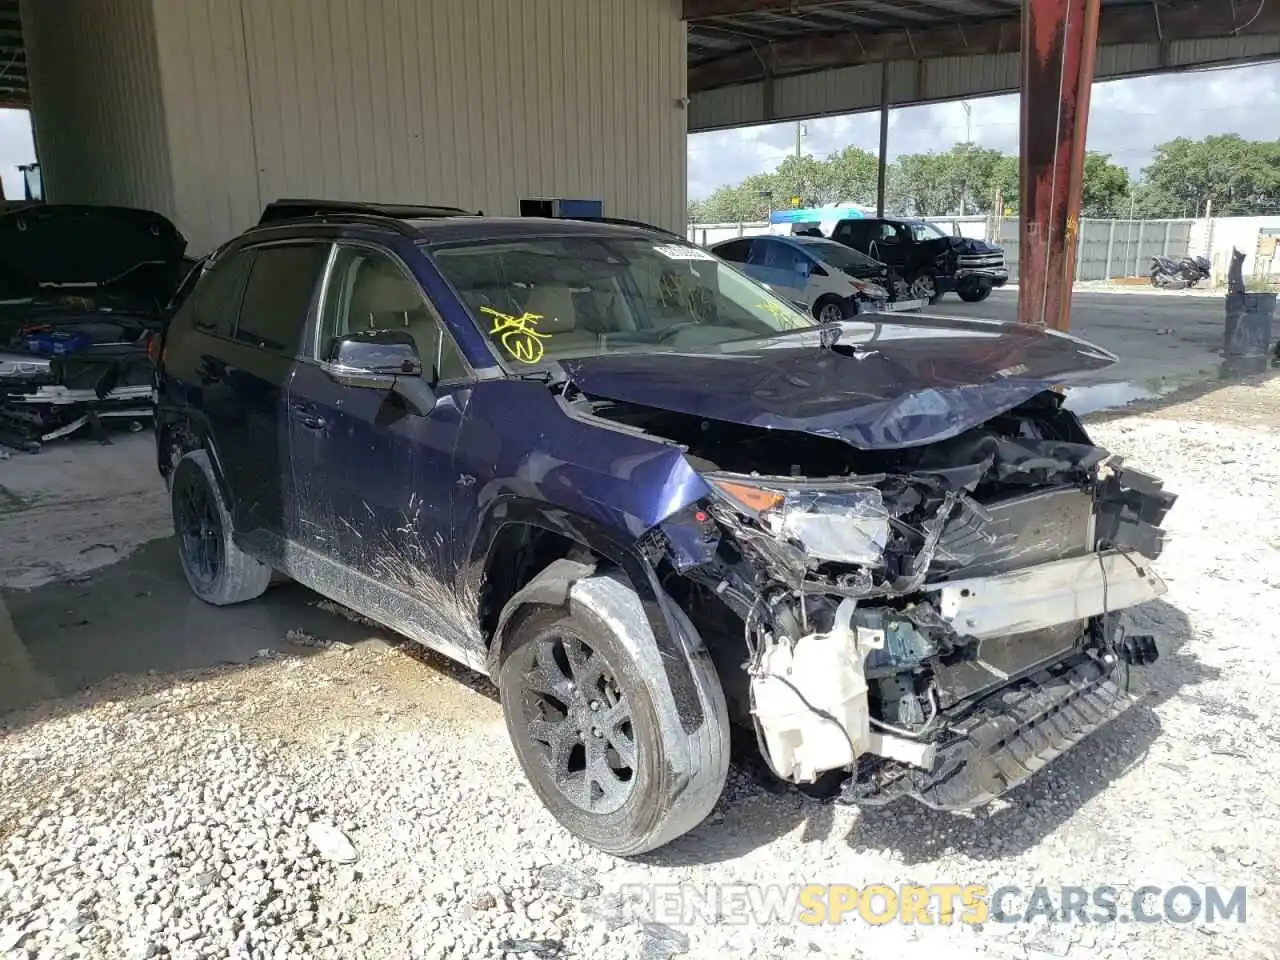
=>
[813,295,852,324]
[910,273,941,304]
[497,572,730,856]
[170,450,272,606]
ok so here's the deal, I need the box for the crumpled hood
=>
[0,205,187,299]
[948,236,1002,255]
[561,316,1116,450]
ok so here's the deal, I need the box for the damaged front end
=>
[644,391,1176,811]
[0,341,155,451]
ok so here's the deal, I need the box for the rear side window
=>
[170,251,253,339]
[234,244,331,354]
[714,239,751,263]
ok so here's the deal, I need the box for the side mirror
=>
[323,329,422,388]
[323,329,438,414]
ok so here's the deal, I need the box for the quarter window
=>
[172,250,253,339]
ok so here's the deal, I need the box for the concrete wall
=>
[21,0,175,214]
[26,0,688,255]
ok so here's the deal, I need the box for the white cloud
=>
[688,61,1280,200]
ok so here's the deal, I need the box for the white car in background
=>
[711,234,925,322]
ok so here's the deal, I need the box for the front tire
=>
[497,573,730,856]
[170,450,272,606]
[957,280,993,303]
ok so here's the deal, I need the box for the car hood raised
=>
[0,204,188,297]
[560,316,1116,450]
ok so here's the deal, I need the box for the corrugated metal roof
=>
[689,29,1280,132]
[0,0,25,108]
[687,0,1152,70]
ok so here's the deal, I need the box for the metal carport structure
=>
[3,0,1279,328]
[683,0,1280,330]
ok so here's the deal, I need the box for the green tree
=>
[770,154,836,206]
[1080,152,1131,218]
[1139,134,1280,217]
[824,146,879,204]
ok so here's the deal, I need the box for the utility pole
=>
[960,101,973,215]
[794,122,805,159]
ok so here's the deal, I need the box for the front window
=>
[796,240,884,273]
[427,236,814,367]
[906,220,948,241]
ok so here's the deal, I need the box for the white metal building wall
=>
[20,0,175,214]
[25,0,688,255]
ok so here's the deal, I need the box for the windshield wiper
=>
[511,366,567,384]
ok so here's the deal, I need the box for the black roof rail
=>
[248,210,426,239]
[258,198,480,225]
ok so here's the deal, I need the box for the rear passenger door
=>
[745,239,806,303]
[215,242,331,544]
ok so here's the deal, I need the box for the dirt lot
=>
[2,378,1279,960]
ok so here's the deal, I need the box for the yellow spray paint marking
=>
[757,300,809,329]
[479,306,551,364]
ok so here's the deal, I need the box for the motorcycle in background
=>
[1150,254,1212,288]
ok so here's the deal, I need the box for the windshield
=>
[427,236,815,367]
[795,239,885,274]
[907,221,949,241]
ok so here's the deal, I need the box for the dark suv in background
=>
[830,216,1008,304]
[153,202,1173,856]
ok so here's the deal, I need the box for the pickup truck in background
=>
[829,216,1009,304]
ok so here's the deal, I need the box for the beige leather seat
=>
[347,260,461,375]
[520,284,600,357]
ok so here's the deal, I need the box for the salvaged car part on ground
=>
[0,205,189,451]
[153,204,1175,854]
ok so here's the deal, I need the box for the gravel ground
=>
[3,379,1280,960]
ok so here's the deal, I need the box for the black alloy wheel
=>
[514,633,637,814]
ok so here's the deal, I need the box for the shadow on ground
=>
[646,597,1213,868]
[0,535,497,732]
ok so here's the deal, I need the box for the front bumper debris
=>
[840,648,1136,810]
[932,549,1167,640]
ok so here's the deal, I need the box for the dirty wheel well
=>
[478,525,596,645]
[157,419,201,481]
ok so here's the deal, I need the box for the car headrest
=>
[351,262,423,318]
[522,285,577,333]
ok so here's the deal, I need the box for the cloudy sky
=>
[689,61,1280,200]
[3,61,1277,203]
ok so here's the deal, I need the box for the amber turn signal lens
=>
[708,479,785,515]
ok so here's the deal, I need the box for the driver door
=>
[286,243,472,596]
[867,221,910,273]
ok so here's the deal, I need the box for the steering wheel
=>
[653,321,702,344]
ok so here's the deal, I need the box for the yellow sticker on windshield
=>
[479,306,551,364]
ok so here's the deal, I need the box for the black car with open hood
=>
[0,205,189,450]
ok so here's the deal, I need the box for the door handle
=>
[289,403,326,431]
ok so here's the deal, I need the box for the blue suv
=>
[155,201,1175,855]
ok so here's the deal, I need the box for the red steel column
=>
[1017,0,1102,329]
